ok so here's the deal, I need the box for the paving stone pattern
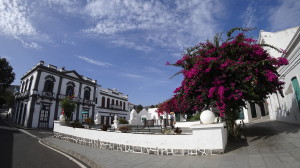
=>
[44,117,300,168]
[53,132,222,156]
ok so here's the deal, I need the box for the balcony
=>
[58,94,67,99]
[41,91,55,99]
[15,90,37,99]
[58,94,82,102]
[82,99,93,105]
[110,104,122,110]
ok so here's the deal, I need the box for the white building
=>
[259,26,300,124]
[95,87,129,125]
[14,61,129,128]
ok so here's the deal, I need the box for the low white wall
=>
[175,121,200,127]
[54,121,227,151]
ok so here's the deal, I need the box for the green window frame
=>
[291,77,300,111]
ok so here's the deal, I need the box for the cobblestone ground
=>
[43,116,300,168]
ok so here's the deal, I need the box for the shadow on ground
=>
[225,120,300,153]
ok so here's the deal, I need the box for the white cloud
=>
[268,0,300,31]
[241,3,257,28]
[0,0,50,49]
[122,73,144,79]
[76,55,112,67]
[83,0,223,51]
[111,39,151,52]
[143,66,165,74]
[0,0,37,37]
[40,0,84,14]
[14,36,42,49]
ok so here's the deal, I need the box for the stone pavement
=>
[1,109,300,168]
[41,116,300,168]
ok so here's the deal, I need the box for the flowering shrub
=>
[158,28,288,138]
[119,126,132,133]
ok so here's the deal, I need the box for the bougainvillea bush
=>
[157,28,288,138]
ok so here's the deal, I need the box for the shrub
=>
[69,121,84,128]
[118,118,129,124]
[189,113,200,121]
[118,126,132,133]
[101,124,111,131]
[174,127,182,134]
[85,118,94,126]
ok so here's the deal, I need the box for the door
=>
[250,102,257,118]
[21,104,27,126]
[39,105,50,128]
[259,103,266,116]
[291,77,300,111]
[18,103,23,125]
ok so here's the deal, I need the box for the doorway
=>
[39,105,50,128]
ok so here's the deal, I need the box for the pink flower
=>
[265,70,277,82]
[277,57,288,66]
[245,76,252,81]
[173,87,181,93]
[208,87,216,98]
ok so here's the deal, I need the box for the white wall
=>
[266,28,300,124]
[54,122,227,151]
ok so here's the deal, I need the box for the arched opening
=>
[101,97,105,108]
[43,75,55,93]
[65,81,75,97]
[84,87,91,100]
[107,98,110,108]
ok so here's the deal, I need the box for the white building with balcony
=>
[14,61,97,128]
[95,87,129,125]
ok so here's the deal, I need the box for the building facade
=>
[14,61,97,128]
[259,26,300,124]
[13,61,129,128]
[95,87,129,125]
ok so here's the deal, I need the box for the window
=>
[101,97,105,108]
[65,81,75,97]
[43,75,55,93]
[112,99,114,105]
[28,76,33,91]
[120,101,122,108]
[107,98,110,108]
[291,77,300,111]
[21,82,25,93]
[83,87,91,100]
[25,79,29,91]
[123,102,126,110]
[116,100,118,105]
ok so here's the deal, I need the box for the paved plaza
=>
[1,110,300,168]
[42,116,300,168]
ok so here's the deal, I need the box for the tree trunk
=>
[225,108,241,142]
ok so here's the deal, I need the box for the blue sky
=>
[0,0,299,106]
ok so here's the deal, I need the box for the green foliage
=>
[162,128,173,134]
[174,127,182,134]
[118,118,129,124]
[0,58,15,93]
[136,104,143,113]
[60,97,76,121]
[85,118,94,126]
[101,124,111,131]
[69,120,84,128]
[118,126,132,133]
[0,90,15,108]
[189,113,200,121]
